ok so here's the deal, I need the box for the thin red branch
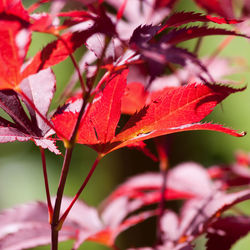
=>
[40,147,53,224]
[51,146,73,250]
[57,154,102,228]
[56,35,86,94]
[155,138,169,244]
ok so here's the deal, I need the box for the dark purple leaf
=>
[0,90,35,135]
[206,216,250,250]
[129,24,215,79]
[161,26,248,45]
[0,69,60,154]
[161,11,239,31]
[157,190,250,248]
[129,24,162,47]
[141,45,212,79]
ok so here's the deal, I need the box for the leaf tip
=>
[240,131,247,136]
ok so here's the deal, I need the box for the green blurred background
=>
[1,0,250,249]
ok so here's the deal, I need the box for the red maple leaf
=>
[0,0,31,90]
[53,69,246,155]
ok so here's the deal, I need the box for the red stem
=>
[40,147,53,223]
[51,31,109,248]
[56,35,86,94]
[154,138,169,245]
[51,93,92,249]
[156,168,167,245]
[51,146,73,250]
[58,155,102,227]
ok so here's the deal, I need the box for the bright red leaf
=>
[0,0,31,90]
[53,69,128,152]
[21,30,94,80]
[121,82,148,115]
[109,83,245,153]
[54,79,245,155]
[162,26,248,45]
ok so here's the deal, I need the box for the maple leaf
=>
[0,0,31,90]
[53,69,128,152]
[161,26,248,45]
[108,82,246,154]
[0,198,100,250]
[1,161,250,249]
[155,189,250,249]
[0,164,210,249]
[206,216,250,250]
[106,162,213,204]
[0,68,60,154]
[129,22,247,79]
[0,196,155,249]
[161,11,240,30]
[53,69,245,155]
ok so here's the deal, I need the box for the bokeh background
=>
[0,0,250,249]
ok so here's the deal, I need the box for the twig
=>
[40,147,53,223]
[155,137,169,245]
[58,154,102,227]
